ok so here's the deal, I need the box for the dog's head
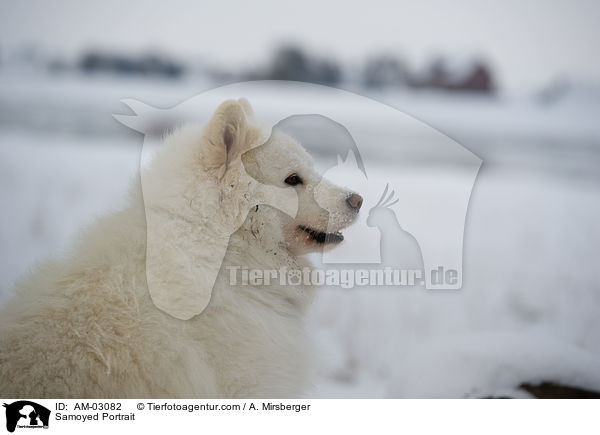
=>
[141,98,361,318]
[242,128,362,255]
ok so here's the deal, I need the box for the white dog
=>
[0,99,362,398]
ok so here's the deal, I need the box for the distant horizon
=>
[1,0,599,93]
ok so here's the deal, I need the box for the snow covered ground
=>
[1,73,599,397]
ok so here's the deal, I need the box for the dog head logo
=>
[3,401,50,433]
[114,81,481,318]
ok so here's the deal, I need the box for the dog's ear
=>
[237,97,254,118]
[204,99,249,178]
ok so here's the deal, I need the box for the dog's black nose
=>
[346,193,363,211]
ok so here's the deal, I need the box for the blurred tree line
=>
[78,51,184,78]
[35,44,496,93]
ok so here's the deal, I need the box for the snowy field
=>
[1,74,599,397]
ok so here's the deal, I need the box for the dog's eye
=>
[284,173,302,186]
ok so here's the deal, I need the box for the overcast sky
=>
[1,0,599,92]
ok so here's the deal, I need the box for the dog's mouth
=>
[297,225,344,244]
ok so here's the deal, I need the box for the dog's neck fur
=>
[216,205,315,315]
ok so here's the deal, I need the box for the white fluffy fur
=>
[0,99,358,398]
